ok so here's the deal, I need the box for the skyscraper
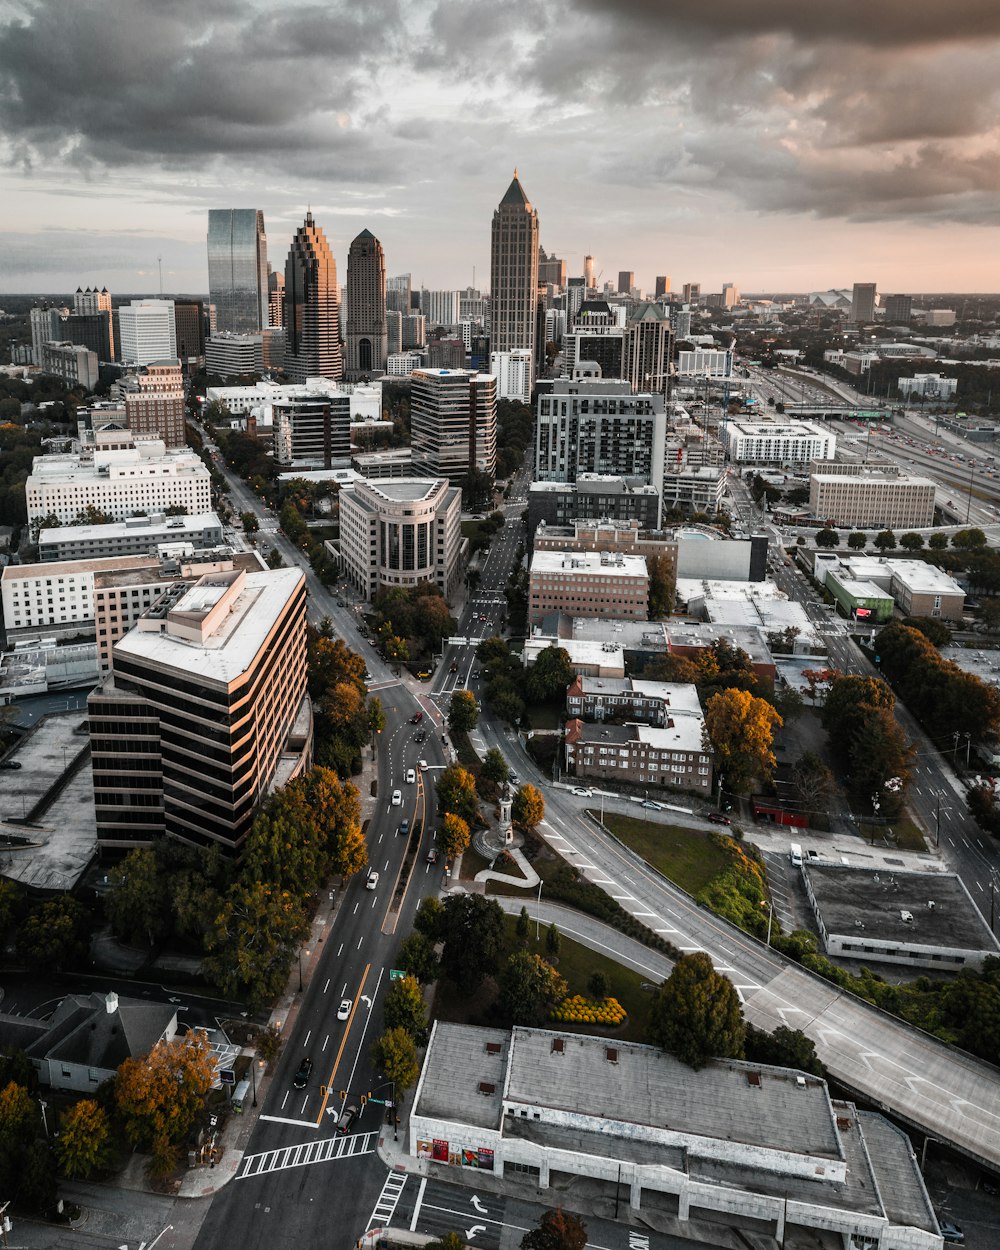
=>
[411,369,497,481]
[583,256,595,289]
[617,270,635,294]
[207,209,269,334]
[283,212,343,383]
[654,276,670,299]
[626,303,672,394]
[345,229,388,379]
[538,246,567,288]
[386,274,412,314]
[884,293,912,323]
[118,300,177,366]
[851,283,877,324]
[490,171,539,394]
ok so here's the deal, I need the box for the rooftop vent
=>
[900,910,914,924]
[551,1038,565,1055]
[747,1072,762,1088]
[605,1047,618,1064]
[485,1042,501,1055]
[796,1076,807,1088]
[478,1082,496,1095]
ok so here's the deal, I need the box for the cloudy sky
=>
[2,0,1000,295]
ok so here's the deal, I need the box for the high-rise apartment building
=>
[625,303,672,394]
[207,209,269,334]
[721,283,740,308]
[490,172,539,395]
[386,309,403,355]
[490,349,533,404]
[682,282,701,304]
[89,566,310,853]
[884,294,912,323]
[268,267,285,327]
[402,314,427,350]
[283,212,343,383]
[386,274,412,314]
[851,283,877,324]
[654,276,670,299]
[538,246,567,288]
[118,300,177,366]
[535,379,666,510]
[421,289,460,329]
[30,305,68,365]
[123,361,186,448]
[411,369,497,481]
[69,286,115,361]
[345,229,388,379]
[617,270,635,294]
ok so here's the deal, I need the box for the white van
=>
[789,843,803,866]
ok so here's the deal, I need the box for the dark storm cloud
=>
[0,0,404,175]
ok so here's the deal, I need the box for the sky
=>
[2,0,1000,296]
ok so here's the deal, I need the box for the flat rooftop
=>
[805,863,999,951]
[3,553,165,583]
[812,472,935,488]
[39,512,223,548]
[727,421,828,437]
[414,1023,509,1129]
[531,550,647,577]
[362,478,446,504]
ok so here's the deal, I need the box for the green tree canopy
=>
[448,689,480,733]
[499,951,568,1026]
[203,882,309,1009]
[521,1207,588,1250]
[440,894,506,991]
[873,529,896,552]
[114,1032,217,1171]
[435,764,479,825]
[106,847,168,946]
[525,646,574,703]
[371,1027,420,1091]
[16,896,90,971]
[650,952,745,1070]
[398,931,439,984]
[847,531,867,550]
[815,528,839,548]
[413,895,445,942]
[899,531,924,551]
[383,974,428,1042]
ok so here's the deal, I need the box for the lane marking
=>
[316,963,371,1125]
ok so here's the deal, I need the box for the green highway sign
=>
[389,969,406,980]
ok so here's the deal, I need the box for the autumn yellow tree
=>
[440,813,471,858]
[512,783,545,830]
[114,1032,217,1175]
[56,1099,113,1179]
[703,687,783,793]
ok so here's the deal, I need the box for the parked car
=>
[293,1056,313,1089]
[642,799,665,811]
[939,1221,964,1245]
[0,760,21,770]
[337,999,352,1022]
[707,812,731,826]
[571,787,592,798]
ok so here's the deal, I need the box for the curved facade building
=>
[283,212,343,382]
[207,209,269,334]
[345,228,388,379]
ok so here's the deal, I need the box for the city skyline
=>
[2,0,1000,294]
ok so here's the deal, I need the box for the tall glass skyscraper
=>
[207,209,269,334]
[283,212,343,382]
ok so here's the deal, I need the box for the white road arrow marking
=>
[465,1227,487,1241]
[361,995,372,1008]
[471,1196,487,1214]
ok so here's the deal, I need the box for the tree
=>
[516,905,531,940]
[15,895,90,971]
[56,1099,113,1178]
[899,531,924,551]
[440,894,506,991]
[525,646,574,704]
[703,688,783,792]
[521,1207,588,1250]
[928,531,949,551]
[371,1027,420,1091]
[874,529,896,552]
[383,974,428,1041]
[435,764,479,825]
[790,751,834,811]
[413,895,445,941]
[240,511,259,535]
[114,1032,217,1171]
[512,783,545,831]
[953,527,988,551]
[17,1138,57,1214]
[745,1024,825,1076]
[448,689,480,733]
[105,847,168,946]
[847,531,867,551]
[545,922,561,957]
[481,748,511,790]
[499,951,568,1026]
[203,882,309,1010]
[588,970,611,999]
[649,952,745,1069]
[398,931,439,983]
[440,812,471,858]
[815,528,840,548]
[368,697,386,737]
[647,553,676,618]
[903,615,951,647]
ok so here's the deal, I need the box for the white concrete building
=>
[25,441,212,526]
[410,1024,942,1250]
[489,349,533,404]
[39,342,99,390]
[722,421,835,465]
[118,300,177,366]
[897,373,958,401]
[338,477,462,601]
[808,466,936,529]
[385,352,424,377]
[676,347,733,378]
[38,511,224,563]
[205,333,262,378]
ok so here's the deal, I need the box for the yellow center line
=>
[315,961,371,1125]
[380,772,427,934]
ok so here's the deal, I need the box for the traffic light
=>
[360,1093,368,1109]
[320,1086,327,1097]
[339,1089,347,1101]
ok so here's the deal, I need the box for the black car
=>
[293,1056,313,1089]
[0,760,22,770]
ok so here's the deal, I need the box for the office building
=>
[617,270,634,294]
[924,309,957,327]
[850,282,877,324]
[386,309,403,356]
[30,304,68,365]
[39,342,99,390]
[338,477,462,601]
[527,477,660,537]
[421,289,460,329]
[528,549,648,625]
[676,347,733,378]
[25,441,211,526]
[118,300,177,366]
[883,294,912,323]
[681,282,701,304]
[411,369,497,481]
[386,274,412,315]
[898,373,958,401]
[283,212,343,383]
[345,229,388,379]
[172,300,205,368]
[654,276,670,298]
[386,352,423,377]
[490,171,539,394]
[402,314,427,349]
[562,301,625,379]
[122,361,186,447]
[205,332,263,379]
[268,267,285,328]
[207,209,268,333]
[808,465,936,529]
[428,338,466,370]
[68,286,114,360]
[721,282,740,308]
[582,255,595,290]
[722,421,835,465]
[38,511,224,563]
[89,566,310,853]
[490,349,532,403]
[625,303,672,393]
[537,246,566,288]
[272,389,352,469]
[535,379,666,504]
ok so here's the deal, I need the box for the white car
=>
[366,869,379,890]
[418,759,429,772]
[337,999,352,1022]
[405,768,416,785]
[571,787,592,798]
[391,789,402,806]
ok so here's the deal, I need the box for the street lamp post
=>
[298,949,310,993]
[536,879,543,943]
[38,1100,48,1138]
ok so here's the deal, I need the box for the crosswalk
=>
[368,1170,408,1229]
[237,1130,377,1179]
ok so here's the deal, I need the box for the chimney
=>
[105,991,119,1015]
